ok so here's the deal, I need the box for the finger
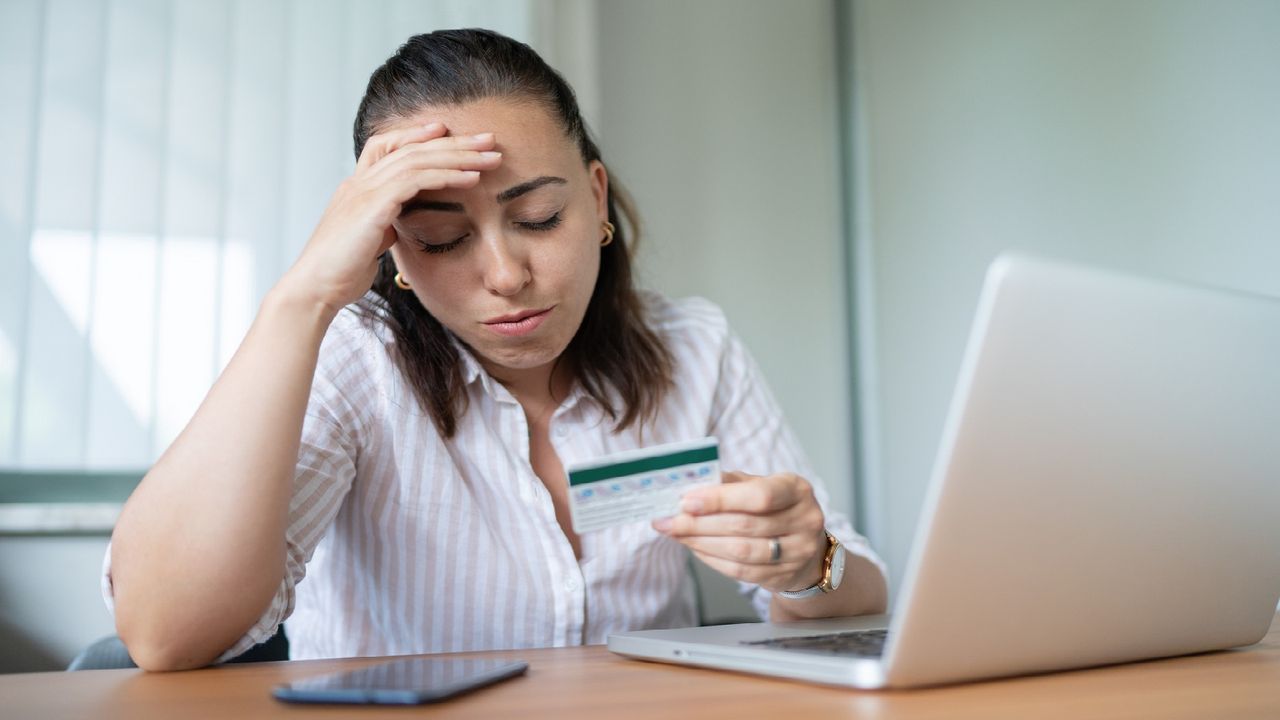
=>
[680,534,808,568]
[420,131,497,152]
[376,169,483,211]
[358,169,482,232]
[679,473,808,516]
[378,225,398,256]
[357,122,447,172]
[367,132,498,175]
[365,148,503,188]
[691,553,753,584]
[689,550,796,589]
[654,511,794,539]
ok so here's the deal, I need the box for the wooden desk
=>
[5,613,1278,719]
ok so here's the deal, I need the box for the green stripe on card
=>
[568,445,718,486]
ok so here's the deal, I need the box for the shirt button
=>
[564,575,580,593]
[554,425,570,438]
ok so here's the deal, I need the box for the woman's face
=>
[385,97,608,380]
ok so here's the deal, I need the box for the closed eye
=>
[416,234,469,254]
[412,212,560,254]
[518,212,562,232]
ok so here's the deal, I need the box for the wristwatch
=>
[776,531,845,600]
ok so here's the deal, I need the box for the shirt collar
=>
[446,330,485,387]
[446,330,595,416]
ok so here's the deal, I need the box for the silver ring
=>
[768,537,782,564]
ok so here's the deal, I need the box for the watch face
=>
[826,537,845,591]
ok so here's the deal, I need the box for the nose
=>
[478,232,531,297]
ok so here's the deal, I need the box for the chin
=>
[475,340,565,372]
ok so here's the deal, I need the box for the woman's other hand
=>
[651,470,828,594]
[281,122,502,315]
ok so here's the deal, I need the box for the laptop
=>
[609,253,1280,688]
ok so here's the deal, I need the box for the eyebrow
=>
[400,175,568,216]
[400,199,464,214]
[496,176,567,203]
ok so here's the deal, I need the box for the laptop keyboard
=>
[741,628,889,658]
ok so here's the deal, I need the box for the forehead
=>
[382,97,580,168]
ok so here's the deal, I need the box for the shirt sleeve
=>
[99,310,371,663]
[707,316,888,621]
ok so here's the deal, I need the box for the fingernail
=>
[652,517,672,532]
[680,498,704,514]
[480,151,502,159]
[424,122,443,130]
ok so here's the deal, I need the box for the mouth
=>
[482,306,555,337]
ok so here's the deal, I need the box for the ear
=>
[588,159,609,224]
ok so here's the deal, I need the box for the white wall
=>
[598,0,853,513]
[0,537,113,672]
[597,0,852,619]
[852,0,1280,593]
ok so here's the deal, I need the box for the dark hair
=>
[352,28,673,438]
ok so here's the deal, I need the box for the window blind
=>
[0,0,543,471]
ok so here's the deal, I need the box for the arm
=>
[109,284,334,671]
[109,123,501,670]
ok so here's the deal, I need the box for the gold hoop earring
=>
[394,272,411,290]
[600,221,616,247]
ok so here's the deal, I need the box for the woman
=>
[105,29,888,671]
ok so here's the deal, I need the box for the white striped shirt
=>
[102,292,884,662]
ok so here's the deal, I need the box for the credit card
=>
[566,437,720,534]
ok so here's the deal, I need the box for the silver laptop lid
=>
[884,254,1280,687]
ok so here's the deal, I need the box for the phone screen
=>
[272,657,529,705]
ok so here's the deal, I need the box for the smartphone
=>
[272,657,529,705]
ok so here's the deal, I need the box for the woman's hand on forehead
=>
[281,122,503,314]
